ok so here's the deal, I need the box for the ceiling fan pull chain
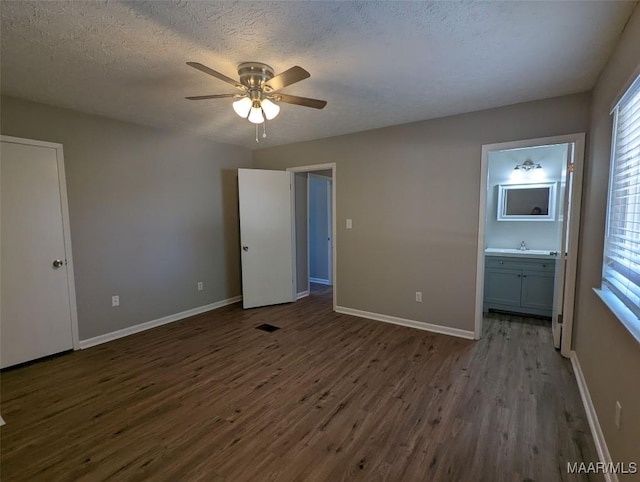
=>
[262,122,267,139]
[255,123,259,143]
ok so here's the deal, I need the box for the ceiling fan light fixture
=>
[232,97,252,118]
[261,99,280,120]
[248,104,265,124]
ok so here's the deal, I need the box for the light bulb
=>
[232,97,252,118]
[248,105,264,124]
[260,99,280,120]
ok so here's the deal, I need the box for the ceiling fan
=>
[185,62,327,128]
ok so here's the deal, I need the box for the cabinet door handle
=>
[517,274,521,277]
[523,275,527,278]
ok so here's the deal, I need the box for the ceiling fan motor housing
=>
[238,62,275,90]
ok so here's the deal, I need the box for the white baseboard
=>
[570,351,616,482]
[79,296,242,349]
[310,277,331,285]
[297,290,310,300]
[335,306,475,340]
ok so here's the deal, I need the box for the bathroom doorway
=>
[474,134,585,357]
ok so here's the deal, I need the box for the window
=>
[600,73,640,341]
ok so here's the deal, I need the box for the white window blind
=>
[603,74,640,317]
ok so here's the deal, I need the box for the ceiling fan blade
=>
[263,66,310,92]
[186,62,245,91]
[185,93,239,100]
[272,93,327,109]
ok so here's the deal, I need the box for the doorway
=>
[287,163,336,311]
[474,133,585,357]
[308,173,333,286]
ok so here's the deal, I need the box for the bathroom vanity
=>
[483,249,556,318]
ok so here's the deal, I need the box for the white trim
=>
[0,135,81,350]
[78,296,241,349]
[287,163,337,312]
[327,179,333,284]
[570,351,617,482]
[289,171,297,302]
[296,290,309,300]
[475,143,490,340]
[496,182,557,222]
[561,134,585,357]
[336,306,475,340]
[307,173,311,295]
[288,163,336,172]
[475,133,586,355]
[309,277,331,285]
[0,135,63,150]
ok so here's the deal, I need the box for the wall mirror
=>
[497,182,556,221]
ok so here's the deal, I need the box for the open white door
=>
[327,180,333,285]
[238,168,295,309]
[1,138,76,368]
[552,144,574,348]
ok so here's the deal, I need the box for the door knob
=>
[242,246,249,252]
[52,259,64,268]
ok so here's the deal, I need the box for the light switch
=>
[346,219,353,229]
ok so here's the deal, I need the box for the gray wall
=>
[253,93,591,332]
[573,5,640,469]
[294,172,308,294]
[1,95,252,340]
[309,175,331,282]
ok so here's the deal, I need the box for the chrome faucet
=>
[520,241,527,251]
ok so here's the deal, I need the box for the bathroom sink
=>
[485,248,556,259]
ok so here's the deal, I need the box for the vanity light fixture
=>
[514,159,542,172]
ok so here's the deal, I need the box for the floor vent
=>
[255,323,280,333]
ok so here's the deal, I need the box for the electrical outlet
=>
[112,295,119,307]
[346,219,353,229]
[197,281,203,291]
[416,291,422,302]
[615,401,622,429]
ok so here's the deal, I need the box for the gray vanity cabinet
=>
[484,268,522,307]
[484,256,555,317]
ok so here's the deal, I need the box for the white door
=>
[327,180,333,285]
[1,139,74,368]
[552,144,574,348]
[238,168,295,309]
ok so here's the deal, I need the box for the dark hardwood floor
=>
[1,284,601,481]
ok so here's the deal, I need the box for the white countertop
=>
[485,248,556,259]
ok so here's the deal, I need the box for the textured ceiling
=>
[0,1,636,149]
